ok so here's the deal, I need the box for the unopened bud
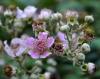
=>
[51,12,62,20]
[44,72,51,79]
[35,60,43,66]
[47,58,57,66]
[77,53,85,61]
[81,43,90,53]
[87,62,96,74]
[60,24,70,32]
[85,15,94,23]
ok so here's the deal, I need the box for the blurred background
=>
[0,0,100,79]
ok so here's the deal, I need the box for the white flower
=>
[4,38,26,57]
[81,43,91,52]
[16,7,27,19]
[51,12,62,20]
[87,62,95,74]
[38,9,52,20]
[85,15,94,22]
[24,6,37,18]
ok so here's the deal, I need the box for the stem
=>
[65,32,72,50]
[15,57,27,73]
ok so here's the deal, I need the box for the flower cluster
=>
[0,5,96,78]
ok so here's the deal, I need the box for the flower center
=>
[53,43,63,52]
[36,40,47,53]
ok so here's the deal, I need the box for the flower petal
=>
[40,51,51,58]
[11,38,23,45]
[16,47,26,57]
[47,37,54,48]
[28,50,39,59]
[57,32,66,42]
[57,32,69,49]
[4,41,15,57]
[24,37,35,48]
[38,32,48,40]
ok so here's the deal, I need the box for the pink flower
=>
[57,32,78,50]
[4,38,26,57]
[26,32,54,59]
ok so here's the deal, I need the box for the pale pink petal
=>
[28,50,39,59]
[24,6,37,18]
[40,51,51,58]
[4,41,15,57]
[57,32,66,42]
[11,38,23,45]
[24,37,35,48]
[47,37,54,48]
[16,47,26,56]
[57,32,69,49]
[38,32,48,40]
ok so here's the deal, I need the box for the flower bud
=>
[4,9,13,16]
[13,19,25,33]
[11,76,18,79]
[35,60,43,66]
[81,43,90,53]
[60,24,70,32]
[87,62,96,74]
[85,15,94,23]
[77,53,85,61]
[81,64,88,72]
[14,19,24,27]
[4,65,16,77]
[51,12,62,20]
[47,58,57,66]
[30,73,39,79]
[44,72,51,79]
[21,34,29,40]
[47,66,56,73]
